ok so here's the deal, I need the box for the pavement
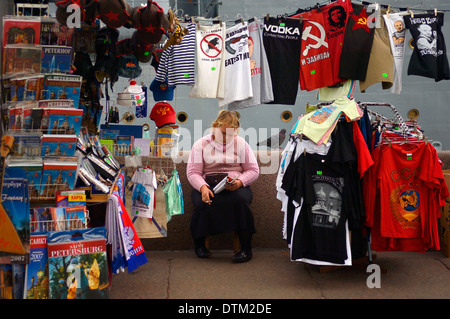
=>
[109,248,450,301]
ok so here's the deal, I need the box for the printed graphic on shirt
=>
[415,23,438,56]
[350,7,371,33]
[389,167,421,230]
[391,19,406,51]
[327,5,347,33]
[311,175,344,229]
[308,104,337,124]
[200,33,223,59]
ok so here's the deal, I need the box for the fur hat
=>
[98,0,132,29]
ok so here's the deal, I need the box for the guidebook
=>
[24,234,49,299]
[40,45,73,74]
[47,227,110,299]
[213,175,239,194]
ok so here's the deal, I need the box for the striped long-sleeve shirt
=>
[155,23,196,86]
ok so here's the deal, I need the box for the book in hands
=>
[212,175,238,194]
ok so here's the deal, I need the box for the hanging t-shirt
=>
[339,3,375,80]
[189,23,226,99]
[218,22,253,108]
[364,141,448,252]
[292,9,334,91]
[263,17,302,105]
[405,12,450,81]
[383,12,407,94]
[320,0,353,84]
[316,79,356,101]
[228,18,274,110]
[293,97,362,144]
[155,22,196,86]
[288,153,349,264]
[131,168,158,218]
[359,6,394,92]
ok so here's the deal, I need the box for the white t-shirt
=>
[131,168,158,218]
[228,18,274,110]
[218,22,253,107]
[383,12,407,94]
[189,23,226,99]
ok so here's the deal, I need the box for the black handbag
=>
[204,173,227,189]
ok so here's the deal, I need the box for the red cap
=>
[150,102,176,127]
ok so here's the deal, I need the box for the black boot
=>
[194,237,211,258]
[232,231,253,263]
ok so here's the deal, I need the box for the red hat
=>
[150,102,175,127]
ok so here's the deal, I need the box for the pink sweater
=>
[187,132,260,191]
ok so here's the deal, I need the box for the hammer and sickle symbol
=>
[302,21,328,56]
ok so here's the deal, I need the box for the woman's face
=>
[213,124,236,145]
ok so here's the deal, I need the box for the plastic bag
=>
[163,169,184,222]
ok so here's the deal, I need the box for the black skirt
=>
[190,187,256,239]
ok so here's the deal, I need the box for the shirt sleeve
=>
[186,140,208,192]
[237,142,260,187]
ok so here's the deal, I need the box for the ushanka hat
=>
[135,0,169,44]
[98,0,132,29]
[150,101,175,127]
[150,78,175,101]
[130,30,154,63]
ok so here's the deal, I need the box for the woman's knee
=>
[233,187,253,205]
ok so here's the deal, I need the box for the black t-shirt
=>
[263,17,302,105]
[338,3,375,81]
[405,12,450,81]
[289,153,349,264]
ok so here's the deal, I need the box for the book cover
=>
[38,99,74,108]
[24,74,44,101]
[65,206,86,230]
[8,106,23,130]
[47,227,110,299]
[40,160,78,199]
[2,167,30,259]
[9,132,41,157]
[6,156,42,199]
[32,207,53,233]
[49,207,66,231]
[3,44,41,75]
[40,17,73,46]
[24,234,49,299]
[41,45,73,74]
[41,134,77,156]
[42,74,82,108]
[56,190,86,208]
[10,76,28,101]
[13,264,25,300]
[47,108,83,135]
[3,17,41,45]
[22,106,41,130]
[0,264,13,299]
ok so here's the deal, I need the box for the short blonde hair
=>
[212,110,240,129]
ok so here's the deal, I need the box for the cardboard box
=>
[440,170,450,257]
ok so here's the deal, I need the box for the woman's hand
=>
[226,179,243,192]
[200,184,214,205]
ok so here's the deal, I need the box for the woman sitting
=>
[187,110,260,263]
